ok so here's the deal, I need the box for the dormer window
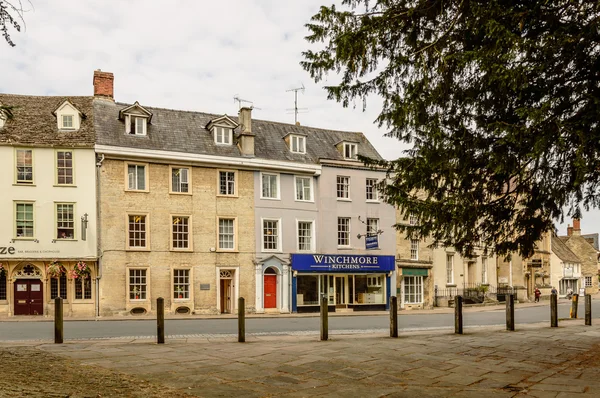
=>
[62,115,73,129]
[343,142,358,160]
[127,115,147,136]
[215,126,232,145]
[291,135,306,154]
[53,100,83,131]
[119,101,153,137]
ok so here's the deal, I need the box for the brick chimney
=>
[93,69,114,100]
[572,218,581,236]
[567,224,573,237]
[237,107,255,157]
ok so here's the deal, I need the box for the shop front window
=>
[403,276,423,304]
[296,275,319,306]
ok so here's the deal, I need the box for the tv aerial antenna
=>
[233,95,261,110]
[286,84,308,124]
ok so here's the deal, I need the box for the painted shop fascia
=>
[291,254,395,313]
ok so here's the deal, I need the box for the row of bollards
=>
[53,293,594,344]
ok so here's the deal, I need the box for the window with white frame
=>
[404,276,423,304]
[367,218,379,236]
[15,202,34,238]
[410,239,419,260]
[171,167,189,193]
[215,126,232,145]
[51,274,67,300]
[75,273,92,300]
[482,257,488,284]
[16,149,33,184]
[128,215,147,249]
[366,178,378,201]
[290,135,306,153]
[263,219,280,251]
[337,176,350,199]
[62,115,74,129]
[261,173,279,199]
[585,276,593,287]
[127,164,146,191]
[127,115,147,135]
[56,150,73,185]
[218,218,235,250]
[343,142,357,160]
[338,217,350,247]
[295,176,312,201]
[174,269,190,299]
[446,254,454,284]
[56,203,74,239]
[297,221,313,251]
[219,170,236,196]
[129,269,147,300]
[409,214,418,226]
[172,216,190,249]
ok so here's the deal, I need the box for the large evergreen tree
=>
[302,0,600,258]
[1,0,28,47]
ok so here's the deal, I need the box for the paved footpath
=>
[2,320,600,397]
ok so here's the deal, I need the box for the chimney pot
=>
[567,225,573,237]
[572,218,581,236]
[93,70,114,100]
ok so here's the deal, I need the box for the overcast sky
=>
[1,0,597,236]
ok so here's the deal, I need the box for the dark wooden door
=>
[14,279,43,315]
[264,275,277,308]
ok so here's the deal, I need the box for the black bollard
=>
[54,297,63,344]
[506,294,515,331]
[320,296,328,341]
[571,294,579,319]
[157,297,165,344]
[550,293,558,327]
[455,295,463,334]
[238,297,246,342]
[585,294,592,326]
[390,296,398,338]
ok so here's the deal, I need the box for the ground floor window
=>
[174,269,190,299]
[585,276,593,287]
[50,275,67,299]
[129,269,147,300]
[559,279,578,296]
[296,274,385,306]
[0,273,6,300]
[75,274,92,300]
[403,276,423,304]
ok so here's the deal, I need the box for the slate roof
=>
[0,94,95,147]
[93,100,383,164]
[551,235,581,263]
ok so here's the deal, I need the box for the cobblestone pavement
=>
[1,320,600,397]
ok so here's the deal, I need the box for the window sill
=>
[126,248,151,252]
[124,189,149,193]
[174,298,191,302]
[366,200,380,204]
[53,184,77,188]
[260,197,281,201]
[12,237,37,241]
[72,299,94,303]
[446,284,457,287]
[262,250,283,253]
[294,199,314,203]
[216,249,238,253]
[169,191,192,195]
[55,239,78,242]
[13,183,36,187]
[337,246,353,250]
[216,194,238,198]
[337,198,352,202]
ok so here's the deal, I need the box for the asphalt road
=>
[0,301,597,341]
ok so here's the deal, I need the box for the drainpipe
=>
[95,154,105,317]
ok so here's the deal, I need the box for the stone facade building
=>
[561,219,599,295]
[0,94,98,317]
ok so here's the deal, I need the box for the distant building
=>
[560,219,599,295]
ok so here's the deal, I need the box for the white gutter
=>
[95,144,322,175]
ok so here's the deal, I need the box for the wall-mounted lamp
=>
[81,213,89,241]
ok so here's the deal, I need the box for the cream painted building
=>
[0,94,98,317]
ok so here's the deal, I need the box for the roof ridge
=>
[0,93,93,99]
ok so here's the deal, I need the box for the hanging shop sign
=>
[365,235,379,250]
[291,254,395,273]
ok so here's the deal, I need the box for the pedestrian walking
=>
[534,287,541,302]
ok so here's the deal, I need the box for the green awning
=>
[402,268,428,276]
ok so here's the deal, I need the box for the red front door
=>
[14,279,44,316]
[264,275,277,308]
